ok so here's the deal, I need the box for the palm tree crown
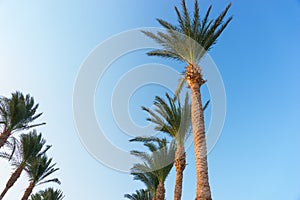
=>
[124,189,152,200]
[25,155,60,186]
[30,188,64,200]
[130,137,175,200]
[142,92,191,147]
[0,91,45,148]
[0,130,50,167]
[130,172,158,199]
[0,91,44,132]
[143,0,232,64]
[130,137,175,178]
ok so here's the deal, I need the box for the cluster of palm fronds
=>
[0,91,64,200]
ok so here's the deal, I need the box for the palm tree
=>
[142,1,232,199]
[142,92,191,200]
[21,155,61,200]
[30,188,64,200]
[130,137,176,200]
[124,189,152,200]
[0,91,45,148]
[0,130,50,199]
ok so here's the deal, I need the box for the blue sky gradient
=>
[0,0,299,199]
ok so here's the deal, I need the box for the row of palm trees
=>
[0,91,63,200]
[125,92,203,200]
[125,0,232,199]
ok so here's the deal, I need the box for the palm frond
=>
[174,76,186,102]
[203,100,210,111]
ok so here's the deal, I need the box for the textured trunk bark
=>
[0,130,11,149]
[155,182,165,200]
[186,64,212,200]
[21,181,35,200]
[0,163,24,199]
[173,145,186,200]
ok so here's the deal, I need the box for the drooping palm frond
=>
[174,76,186,102]
[0,137,22,165]
[143,0,232,64]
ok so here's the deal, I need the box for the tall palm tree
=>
[21,155,61,200]
[130,137,176,200]
[142,1,232,199]
[142,92,191,200]
[30,188,64,200]
[124,189,152,200]
[0,130,50,199]
[0,91,45,148]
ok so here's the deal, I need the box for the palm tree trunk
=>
[155,182,165,200]
[0,163,25,199]
[0,130,11,149]
[186,64,212,200]
[173,145,186,200]
[21,181,35,200]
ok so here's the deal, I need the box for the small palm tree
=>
[21,155,61,200]
[30,188,64,200]
[142,92,191,200]
[142,1,232,199]
[124,189,152,200]
[0,91,45,148]
[0,130,50,199]
[130,137,176,200]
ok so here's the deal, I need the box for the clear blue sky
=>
[0,0,299,199]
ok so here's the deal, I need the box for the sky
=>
[0,0,300,200]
